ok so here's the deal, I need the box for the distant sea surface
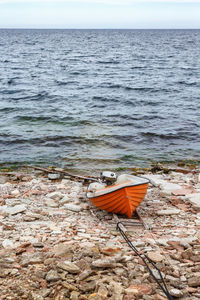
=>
[0,29,200,172]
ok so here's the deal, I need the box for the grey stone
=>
[20,253,44,267]
[46,270,60,282]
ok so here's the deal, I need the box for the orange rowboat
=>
[87,174,149,219]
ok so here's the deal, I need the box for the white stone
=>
[141,174,165,186]
[6,204,27,215]
[2,239,14,248]
[198,173,200,183]
[64,204,81,212]
[45,199,59,208]
[11,189,20,196]
[185,193,200,211]
[160,182,182,195]
[157,209,180,216]
[60,195,71,204]
[46,191,63,200]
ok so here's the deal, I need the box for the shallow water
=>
[0,29,200,172]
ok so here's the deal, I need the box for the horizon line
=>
[0,27,200,30]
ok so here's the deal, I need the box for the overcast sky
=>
[0,0,199,29]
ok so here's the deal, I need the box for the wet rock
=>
[46,270,60,282]
[57,261,80,274]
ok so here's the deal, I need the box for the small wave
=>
[55,80,79,86]
[97,60,120,64]
[92,96,119,103]
[177,81,198,86]
[11,91,48,101]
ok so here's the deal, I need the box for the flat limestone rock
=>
[64,203,81,212]
[160,182,182,195]
[157,208,180,216]
[6,204,27,215]
[186,193,200,211]
[57,261,80,274]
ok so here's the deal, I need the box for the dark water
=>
[0,29,200,172]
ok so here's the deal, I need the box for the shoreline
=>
[0,166,200,299]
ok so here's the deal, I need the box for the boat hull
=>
[88,183,148,218]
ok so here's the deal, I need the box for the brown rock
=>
[147,251,164,263]
[79,280,96,292]
[53,243,73,258]
[188,273,200,287]
[57,261,80,274]
[125,284,152,296]
[154,295,168,300]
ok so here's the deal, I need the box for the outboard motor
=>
[100,171,117,186]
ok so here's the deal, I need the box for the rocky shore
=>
[0,167,200,300]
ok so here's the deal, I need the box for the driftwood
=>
[25,165,98,182]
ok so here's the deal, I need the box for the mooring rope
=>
[117,222,174,300]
